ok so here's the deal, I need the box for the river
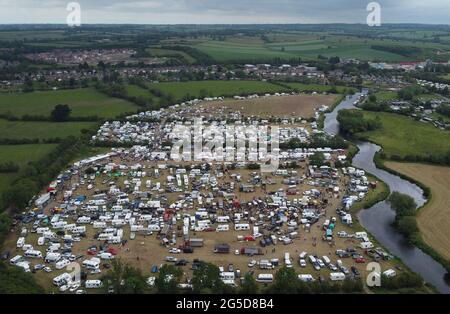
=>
[324,92,450,293]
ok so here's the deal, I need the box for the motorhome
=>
[24,250,43,259]
[234,224,250,231]
[256,274,273,283]
[85,280,103,289]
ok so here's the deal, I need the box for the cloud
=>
[0,0,449,24]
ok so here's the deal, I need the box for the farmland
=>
[356,111,450,159]
[147,80,290,101]
[198,94,337,118]
[0,120,96,140]
[188,33,450,63]
[0,144,58,167]
[384,162,450,260]
[0,89,137,118]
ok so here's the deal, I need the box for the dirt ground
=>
[198,94,337,118]
[385,162,450,260]
[3,157,401,292]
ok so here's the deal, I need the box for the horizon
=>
[1,0,449,25]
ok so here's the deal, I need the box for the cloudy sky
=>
[0,0,449,24]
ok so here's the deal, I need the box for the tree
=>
[369,94,377,102]
[309,152,325,167]
[155,264,182,294]
[51,104,72,122]
[192,262,227,294]
[240,273,258,294]
[0,263,44,294]
[388,192,417,218]
[268,266,299,294]
[102,259,148,294]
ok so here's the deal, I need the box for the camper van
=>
[256,274,273,283]
[93,221,106,229]
[85,280,103,289]
[83,258,100,270]
[234,224,250,231]
[284,253,292,268]
[10,255,23,265]
[53,273,72,287]
[45,252,61,263]
[24,250,43,259]
[298,274,315,282]
[330,272,346,281]
[16,237,25,248]
[55,259,71,270]
[216,224,230,232]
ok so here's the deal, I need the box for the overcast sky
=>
[0,0,449,24]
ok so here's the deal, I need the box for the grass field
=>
[0,120,96,140]
[285,83,355,94]
[0,88,137,118]
[189,34,447,63]
[0,144,58,167]
[439,74,450,80]
[147,47,196,64]
[125,85,154,99]
[357,111,450,159]
[199,94,337,118]
[385,162,450,260]
[148,80,289,101]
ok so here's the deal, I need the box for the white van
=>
[53,273,72,287]
[45,252,61,263]
[256,274,273,283]
[83,258,100,270]
[37,236,46,246]
[99,252,114,260]
[298,274,315,282]
[322,256,331,265]
[360,241,374,249]
[10,255,23,265]
[55,259,70,270]
[330,272,346,281]
[284,253,292,268]
[234,224,250,231]
[24,250,43,259]
[16,237,25,248]
[97,233,112,241]
[85,280,103,289]
[93,221,107,229]
[216,224,229,232]
[77,216,91,224]
[383,269,397,278]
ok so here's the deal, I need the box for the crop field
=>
[0,120,96,140]
[0,89,137,118]
[357,111,450,159]
[189,33,450,63]
[199,94,337,118]
[147,80,289,101]
[384,162,450,260]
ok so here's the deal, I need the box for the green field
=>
[125,85,154,99]
[284,83,355,94]
[357,111,450,158]
[189,34,448,63]
[147,80,289,101]
[147,48,196,64]
[0,144,58,166]
[439,74,450,80]
[0,120,96,140]
[0,88,137,118]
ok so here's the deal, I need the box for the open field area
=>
[384,162,450,260]
[0,89,137,118]
[198,94,337,118]
[284,83,356,94]
[148,80,289,101]
[0,144,58,167]
[184,32,450,63]
[0,120,96,140]
[357,111,450,159]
